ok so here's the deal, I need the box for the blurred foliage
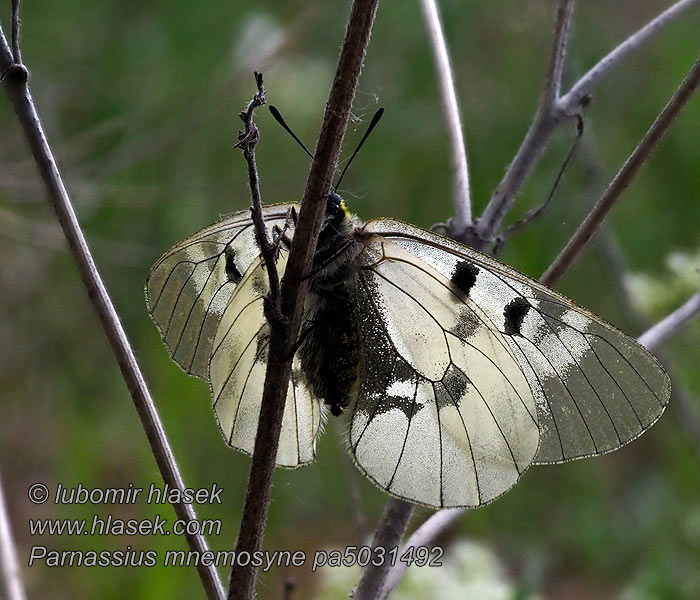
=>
[1,1,699,598]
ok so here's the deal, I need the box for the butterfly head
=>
[324,192,350,227]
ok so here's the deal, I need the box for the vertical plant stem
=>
[419,0,472,230]
[227,2,380,598]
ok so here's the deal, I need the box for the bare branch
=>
[541,52,700,286]
[544,0,575,108]
[353,498,414,600]
[236,72,283,317]
[637,292,700,352]
[419,0,472,231]
[560,0,700,115]
[0,25,225,600]
[227,2,380,598]
[0,468,26,600]
[382,507,463,597]
[473,0,574,246]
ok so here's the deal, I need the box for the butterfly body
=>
[146,197,670,508]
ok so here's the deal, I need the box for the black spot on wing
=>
[451,260,480,296]
[504,297,530,335]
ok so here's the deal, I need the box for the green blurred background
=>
[1,1,699,598]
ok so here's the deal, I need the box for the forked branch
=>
[236,72,284,318]
[474,0,700,245]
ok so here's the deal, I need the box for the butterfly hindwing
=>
[145,204,298,379]
[349,236,540,508]
[361,219,671,466]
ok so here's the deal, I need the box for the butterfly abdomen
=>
[298,273,360,417]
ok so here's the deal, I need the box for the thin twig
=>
[541,52,700,286]
[10,0,21,64]
[353,498,414,600]
[560,0,700,115]
[637,292,700,352]
[236,72,283,317]
[382,508,463,597]
[475,0,700,246]
[544,0,575,109]
[0,24,225,600]
[227,2,380,598]
[0,467,26,600]
[418,0,472,231]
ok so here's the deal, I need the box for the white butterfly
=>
[145,197,670,509]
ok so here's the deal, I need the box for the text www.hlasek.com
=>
[28,514,220,537]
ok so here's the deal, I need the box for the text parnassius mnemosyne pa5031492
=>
[145,196,670,509]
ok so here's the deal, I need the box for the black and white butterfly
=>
[145,196,670,509]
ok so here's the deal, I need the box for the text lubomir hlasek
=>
[53,483,223,505]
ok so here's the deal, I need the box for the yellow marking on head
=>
[340,199,350,216]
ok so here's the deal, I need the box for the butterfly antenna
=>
[269,105,314,159]
[333,107,384,191]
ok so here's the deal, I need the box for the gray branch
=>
[353,498,414,600]
[419,0,472,231]
[0,24,225,600]
[637,292,700,352]
[382,507,463,597]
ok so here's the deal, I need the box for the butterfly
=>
[145,195,670,509]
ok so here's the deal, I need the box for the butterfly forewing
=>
[361,219,671,466]
[146,204,321,468]
[350,237,540,508]
[145,205,298,379]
